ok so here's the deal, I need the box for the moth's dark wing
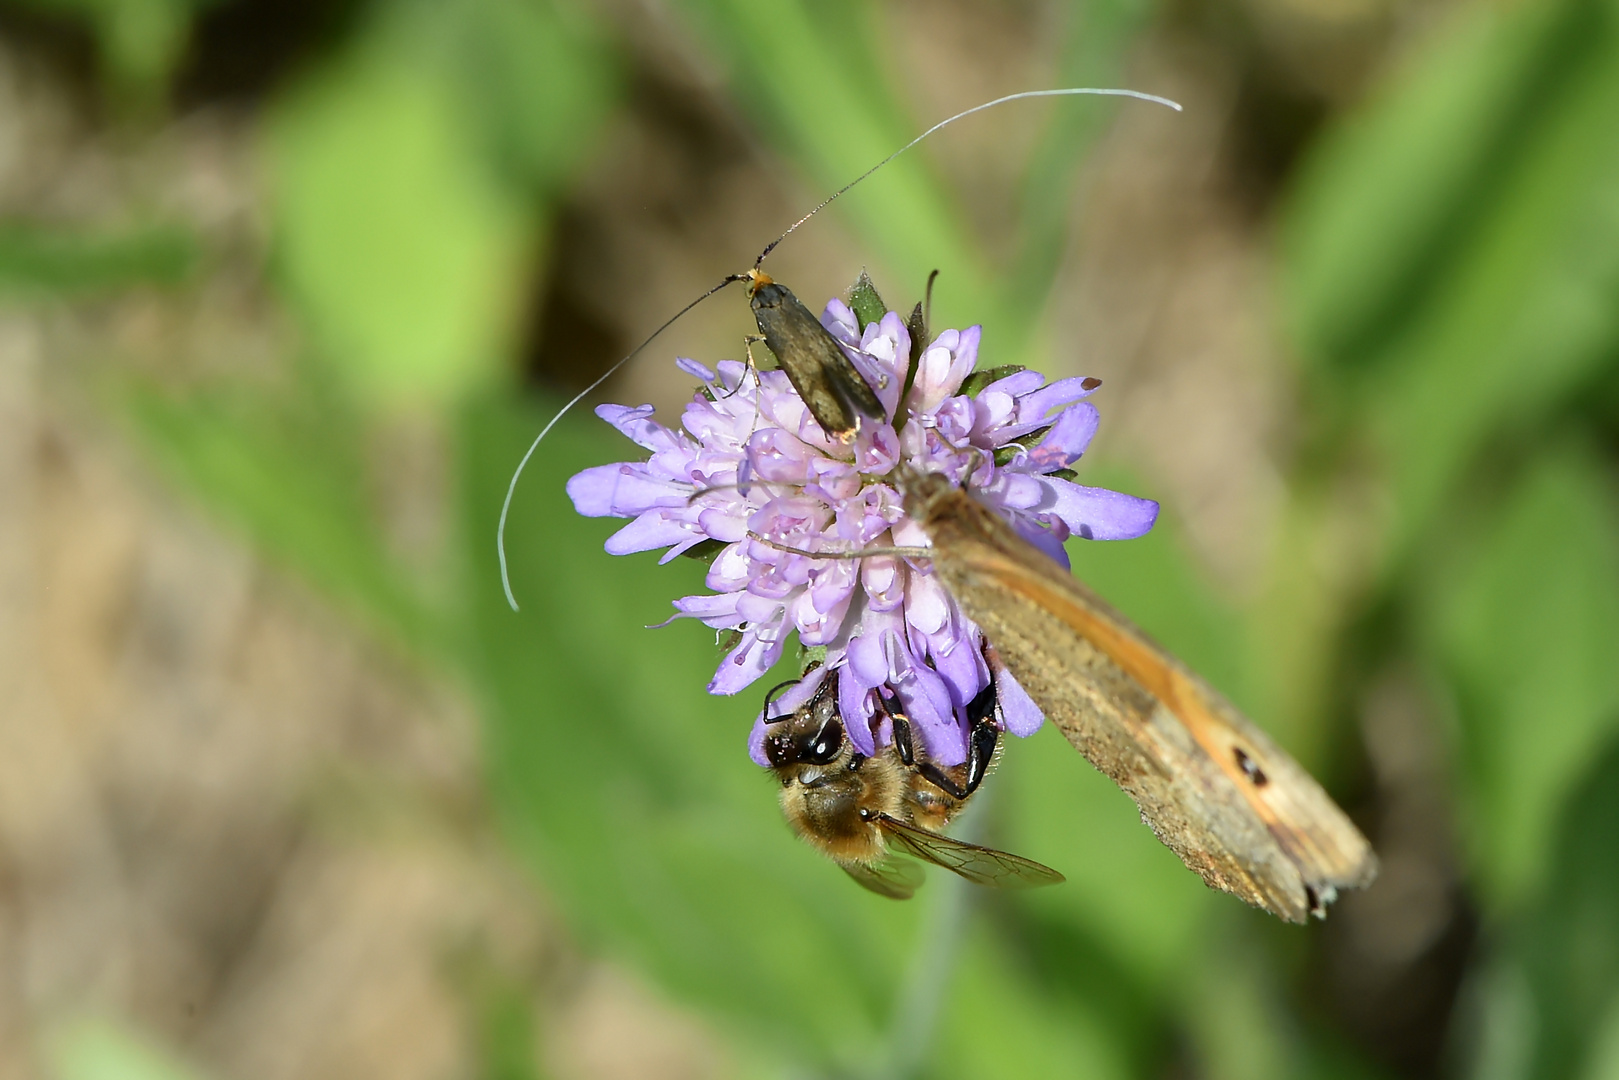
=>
[878,814,1065,890]
[840,855,926,900]
[751,282,884,438]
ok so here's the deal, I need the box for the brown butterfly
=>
[888,464,1377,922]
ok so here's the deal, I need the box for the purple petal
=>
[982,369,1044,398]
[905,572,951,636]
[1011,516,1071,570]
[1024,402,1099,470]
[1013,376,1102,426]
[848,621,902,687]
[605,512,692,555]
[1041,477,1160,541]
[672,591,742,629]
[747,716,771,766]
[567,464,686,519]
[903,663,966,766]
[695,507,749,542]
[677,357,715,382]
[996,667,1044,737]
[861,554,903,611]
[839,671,877,756]
[595,403,682,453]
[792,586,854,646]
[821,298,861,346]
[709,629,783,695]
[910,327,981,414]
[926,631,987,709]
[853,312,910,419]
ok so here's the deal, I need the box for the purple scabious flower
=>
[566,295,1158,767]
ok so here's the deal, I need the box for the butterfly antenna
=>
[752,87,1182,267]
[498,275,743,611]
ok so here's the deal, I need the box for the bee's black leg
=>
[962,715,999,796]
[916,763,970,799]
[877,688,915,766]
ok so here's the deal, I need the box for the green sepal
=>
[1045,467,1079,482]
[897,300,926,430]
[798,644,828,676]
[678,537,729,563]
[848,271,887,329]
[961,364,1027,398]
[993,425,1056,467]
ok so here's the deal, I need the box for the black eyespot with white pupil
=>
[1234,747,1268,786]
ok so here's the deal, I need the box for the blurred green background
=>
[2,0,1618,1077]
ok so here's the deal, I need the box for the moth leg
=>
[708,335,770,411]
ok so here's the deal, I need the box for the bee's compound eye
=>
[806,720,844,764]
[764,733,795,768]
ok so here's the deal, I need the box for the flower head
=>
[566,291,1158,767]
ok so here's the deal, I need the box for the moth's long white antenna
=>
[499,85,1182,611]
[754,87,1182,265]
[498,277,737,610]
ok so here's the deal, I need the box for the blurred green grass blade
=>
[265,8,536,408]
[1280,0,1583,367]
[1284,0,1619,558]
[113,375,436,652]
[1004,0,1159,328]
[459,395,916,1059]
[1517,735,1619,1080]
[668,0,994,341]
[928,923,1132,1080]
[1180,931,1303,1080]
[1003,722,1215,992]
[1425,444,1619,905]
[8,0,205,104]
[1582,996,1619,1080]
[47,1017,207,1080]
[452,0,619,193]
[0,221,199,295]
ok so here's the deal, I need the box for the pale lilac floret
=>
[566,297,1158,767]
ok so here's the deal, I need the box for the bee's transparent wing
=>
[840,855,926,899]
[878,814,1064,890]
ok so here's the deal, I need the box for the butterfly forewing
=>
[905,477,1376,923]
[878,814,1066,890]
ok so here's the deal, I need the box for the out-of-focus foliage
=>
[48,1018,209,1080]
[0,222,198,293]
[10,0,1619,1073]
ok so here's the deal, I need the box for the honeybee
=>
[762,663,1065,899]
